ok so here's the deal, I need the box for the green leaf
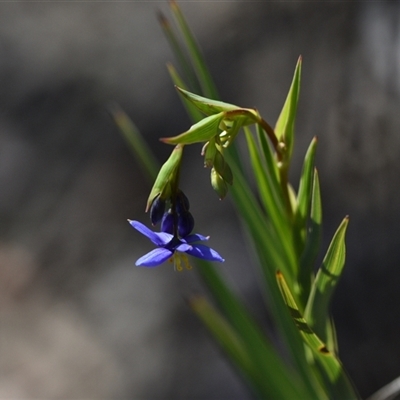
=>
[244,128,293,267]
[194,262,313,399]
[275,56,302,160]
[305,217,349,343]
[293,137,318,304]
[160,112,224,145]
[299,168,323,305]
[226,157,327,399]
[189,295,252,372]
[145,144,183,211]
[166,64,204,123]
[276,271,358,400]
[109,103,160,181]
[256,124,280,186]
[169,0,218,99]
[176,86,239,115]
[158,11,202,94]
[296,137,318,234]
[228,155,296,284]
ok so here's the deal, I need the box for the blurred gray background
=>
[1,1,400,399]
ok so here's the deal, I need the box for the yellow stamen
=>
[172,252,192,272]
[175,254,183,272]
[182,253,192,270]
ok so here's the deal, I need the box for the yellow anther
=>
[181,253,192,270]
[172,253,192,272]
[175,254,183,271]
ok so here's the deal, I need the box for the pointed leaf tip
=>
[175,86,238,115]
[274,57,302,160]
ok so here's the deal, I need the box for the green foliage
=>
[305,217,349,344]
[109,103,159,181]
[116,2,361,399]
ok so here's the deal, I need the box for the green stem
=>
[257,117,282,160]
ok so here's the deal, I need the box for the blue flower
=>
[128,220,225,270]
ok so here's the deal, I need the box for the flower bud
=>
[145,145,183,212]
[203,139,217,168]
[211,167,228,200]
[161,210,174,234]
[178,211,195,237]
[176,190,190,214]
[213,150,233,185]
[149,194,166,226]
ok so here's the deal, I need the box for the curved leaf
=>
[160,112,223,145]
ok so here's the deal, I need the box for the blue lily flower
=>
[128,220,225,271]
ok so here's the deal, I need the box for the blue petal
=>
[128,220,173,246]
[135,248,173,267]
[175,243,192,252]
[186,244,225,262]
[185,233,210,243]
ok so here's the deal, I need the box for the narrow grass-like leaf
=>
[295,137,318,248]
[189,296,252,372]
[292,137,318,304]
[244,128,294,273]
[169,0,218,99]
[158,11,201,94]
[228,156,296,284]
[166,64,204,123]
[326,317,338,355]
[276,271,358,400]
[189,294,306,399]
[305,217,349,343]
[109,103,159,181]
[164,3,245,199]
[366,376,400,400]
[226,158,326,399]
[275,55,302,160]
[298,168,322,305]
[256,124,280,186]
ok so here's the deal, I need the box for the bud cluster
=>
[159,88,267,199]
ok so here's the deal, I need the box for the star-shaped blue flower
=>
[128,220,224,270]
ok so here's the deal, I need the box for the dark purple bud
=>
[149,194,166,226]
[178,211,195,237]
[176,190,190,214]
[161,211,174,234]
